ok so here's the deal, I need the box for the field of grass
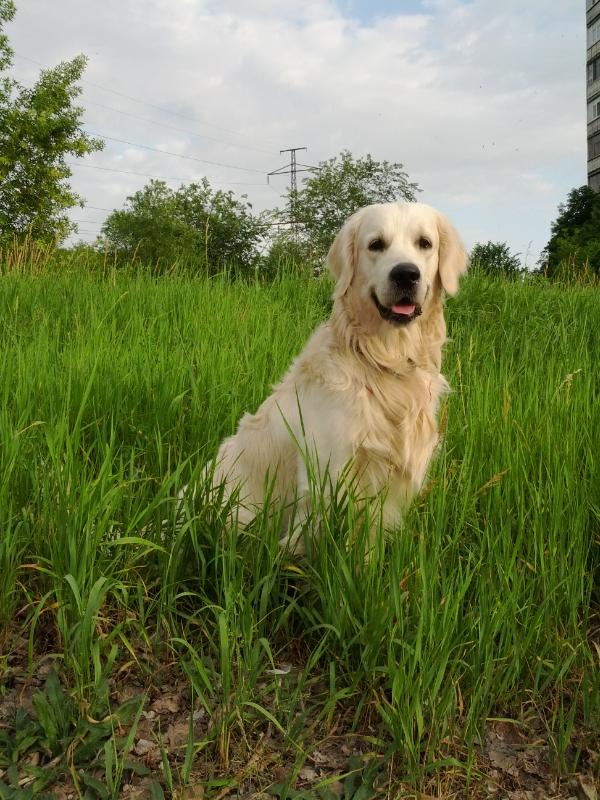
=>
[0,262,598,799]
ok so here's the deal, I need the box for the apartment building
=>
[588,0,600,189]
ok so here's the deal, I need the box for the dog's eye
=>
[368,238,386,252]
[418,236,432,250]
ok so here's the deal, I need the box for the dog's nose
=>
[389,263,420,286]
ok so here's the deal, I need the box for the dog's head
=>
[327,202,467,327]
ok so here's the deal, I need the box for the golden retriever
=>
[211,202,467,550]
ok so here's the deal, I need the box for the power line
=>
[83,130,266,174]
[66,160,267,186]
[70,221,299,232]
[15,73,272,174]
[16,68,278,159]
[12,51,281,149]
[17,72,271,171]
[68,161,183,181]
[83,85,281,149]
[84,99,278,157]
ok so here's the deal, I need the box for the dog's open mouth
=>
[371,292,422,325]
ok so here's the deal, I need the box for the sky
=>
[6,0,586,265]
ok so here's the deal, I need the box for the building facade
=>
[588,0,600,190]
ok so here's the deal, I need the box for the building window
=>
[588,0,599,11]
[589,98,600,122]
[589,17,600,48]
[589,132,600,160]
[589,57,600,83]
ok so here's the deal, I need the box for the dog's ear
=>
[437,212,468,296]
[327,210,361,298]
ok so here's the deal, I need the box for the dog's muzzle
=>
[372,262,422,325]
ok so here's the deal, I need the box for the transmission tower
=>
[268,147,315,233]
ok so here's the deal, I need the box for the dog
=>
[210,202,467,550]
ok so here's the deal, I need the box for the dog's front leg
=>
[278,459,312,555]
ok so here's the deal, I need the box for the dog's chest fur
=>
[354,363,447,497]
[295,312,448,500]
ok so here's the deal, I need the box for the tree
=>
[470,241,522,278]
[100,179,269,275]
[0,1,102,246]
[100,181,190,268]
[0,1,14,74]
[283,150,419,264]
[539,186,600,278]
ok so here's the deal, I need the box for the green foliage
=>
[0,667,149,798]
[285,150,419,263]
[100,178,269,275]
[470,241,522,278]
[540,185,600,278]
[0,1,16,74]
[0,260,598,795]
[0,5,102,245]
[30,669,75,757]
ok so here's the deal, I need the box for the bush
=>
[470,241,522,278]
[100,179,269,276]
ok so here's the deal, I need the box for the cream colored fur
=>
[211,202,467,549]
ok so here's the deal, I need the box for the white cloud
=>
[6,0,586,260]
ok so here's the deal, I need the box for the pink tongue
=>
[392,303,416,315]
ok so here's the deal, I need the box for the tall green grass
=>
[0,265,598,794]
